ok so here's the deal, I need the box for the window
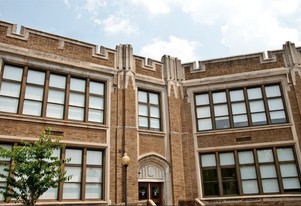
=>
[0,145,104,202]
[88,81,104,123]
[63,149,83,199]
[0,64,105,124]
[63,148,103,200]
[138,90,161,130]
[0,144,12,201]
[200,147,301,197]
[46,74,66,119]
[0,65,23,113]
[68,78,86,121]
[195,84,287,131]
[23,70,45,116]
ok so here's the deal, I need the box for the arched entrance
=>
[138,155,172,206]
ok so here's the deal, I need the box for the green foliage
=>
[0,128,71,206]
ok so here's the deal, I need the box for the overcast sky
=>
[0,0,301,63]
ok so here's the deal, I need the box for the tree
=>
[0,128,71,206]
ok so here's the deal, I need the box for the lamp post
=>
[122,153,130,206]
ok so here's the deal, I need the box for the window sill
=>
[0,200,109,205]
[0,112,108,130]
[199,193,301,201]
[138,129,165,137]
[195,123,292,136]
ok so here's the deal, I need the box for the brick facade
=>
[0,21,301,205]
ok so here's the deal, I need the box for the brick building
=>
[0,20,301,205]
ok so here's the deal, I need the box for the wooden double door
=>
[138,182,162,206]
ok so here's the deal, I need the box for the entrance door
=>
[139,182,162,206]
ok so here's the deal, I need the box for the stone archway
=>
[138,155,172,205]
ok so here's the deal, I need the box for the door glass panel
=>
[138,184,148,200]
[151,185,160,199]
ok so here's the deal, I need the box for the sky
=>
[0,0,301,63]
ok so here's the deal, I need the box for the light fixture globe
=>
[122,153,130,166]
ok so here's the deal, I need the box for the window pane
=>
[49,74,66,89]
[3,65,23,81]
[27,70,45,85]
[0,165,9,181]
[0,96,19,113]
[40,187,58,200]
[46,103,64,119]
[139,104,148,116]
[215,116,230,129]
[247,87,262,99]
[65,149,82,164]
[63,183,81,199]
[231,102,246,115]
[48,89,65,104]
[219,152,235,166]
[270,111,286,124]
[150,106,160,118]
[283,178,301,190]
[249,100,265,112]
[150,118,160,129]
[90,81,104,95]
[85,183,102,199]
[69,93,85,107]
[87,150,102,165]
[86,168,102,182]
[0,81,21,97]
[139,116,148,128]
[68,106,84,121]
[204,182,219,196]
[25,86,44,101]
[0,144,12,161]
[197,106,210,118]
[251,113,267,125]
[265,85,281,97]
[257,149,274,163]
[280,163,298,177]
[149,93,159,104]
[70,78,85,92]
[242,180,259,194]
[214,104,228,116]
[88,109,103,123]
[203,169,218,181]
[201,154,216,167]
[198,118,212,131]
[89,96,104,109]
[23,100,42,116]
[238,151,254,164]
[212,92,226,103]
[268,99,284,111]
[260,165,277,178]
[223,181,238,195]
[262,179,279,193]
[138,91,147,103]
[277,148,294,161]
[195,94,209,106]
[230,90,244,101]
[65,167,82,182]
[240,166,257,179]
[233,115,248,127]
